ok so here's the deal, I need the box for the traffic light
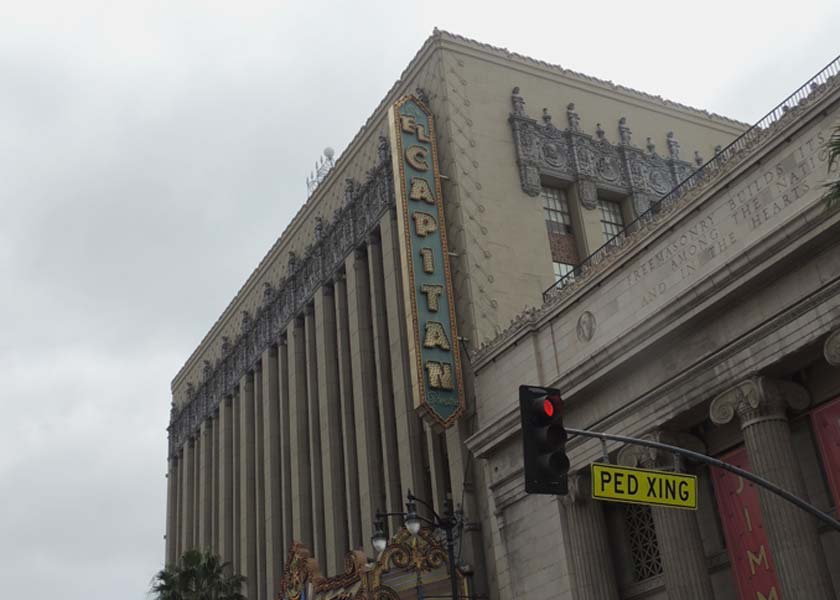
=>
[519,385,570,495]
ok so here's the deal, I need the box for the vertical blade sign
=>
[388,96,465,428]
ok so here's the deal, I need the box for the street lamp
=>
[372,490,463,600]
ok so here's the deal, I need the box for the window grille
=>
[624,504,663,581]
[542,187,573,234]
[598,199,624,242]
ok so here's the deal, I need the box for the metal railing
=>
[543,54,840,304]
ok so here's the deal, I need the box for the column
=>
[305,305,327,569]
[175,448,184,559]
[367,234,402,514]
[618,431,714,600]
[710,377,834,599]
[278,337,294,560]
[198,418,213,550]
[219,396,235,564]
[212,407,220,554]
[192,429,201,548]
[316,285,349,574]
[345,248,386,551]
[239,374,257,593]
[288,317,313,545]
[380,209,428,502]
[232,392,241,569]
[165,454,179,565]
[262,346,283,599]
[254,366,267,600]
[334,273,362,549]
[561,471,620,600]
[181,438,195,551]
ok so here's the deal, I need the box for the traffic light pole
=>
[566,427,840,533]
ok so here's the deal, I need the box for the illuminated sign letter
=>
[419,248,434,273]
[757,588,779,600]
[412,211,438,237]
[409,177,435,204]
[747,545,769,575]
[425,361,454,390]
[423,321,451,350]
[420,284,444,312]
[405,145,429,171]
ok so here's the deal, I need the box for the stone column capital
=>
[709,376,809,429]
[824,329,840,366]
[617,430,705,471]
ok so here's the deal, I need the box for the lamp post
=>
[371,490,463,600]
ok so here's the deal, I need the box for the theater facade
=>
[162,29,795,600]
[468,58,840,599]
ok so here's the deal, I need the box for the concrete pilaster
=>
[315,285,348,574]
[379,209,428,503]
[239,374,257,595]
[367,234,402,515]
[198,418,213,550]
[262,346,283,599]
[305,306,327,569]
[181,438,194,551]
[345,248,386,551]
[175,449,184,558]
[232,392,241,569]
[211,408,220,554]
[253,366,267,600]
[619,432,713,600]
[288,317,313,545]
[334,274,362,549]
[711,377,834,600]
[277,337,293,561]
[192,431,200,548]
[562,472,620,600]
[165,455,178,565]
[219,396,234,564]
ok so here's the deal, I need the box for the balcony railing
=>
[543,54,840,304]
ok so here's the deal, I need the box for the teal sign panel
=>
[388,96,464,428]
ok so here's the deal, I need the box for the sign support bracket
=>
[567,427,840,532]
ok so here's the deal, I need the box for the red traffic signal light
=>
[519,386,569,495]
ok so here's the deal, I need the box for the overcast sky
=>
[0,1,837,598]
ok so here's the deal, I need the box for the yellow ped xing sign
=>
[591,463,697,510]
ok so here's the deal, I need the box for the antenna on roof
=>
[306,147,336,196]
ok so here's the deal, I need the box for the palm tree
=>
[824,126,840,212]
[150,549,247,600]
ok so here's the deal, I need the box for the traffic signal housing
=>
[519,385,570,495]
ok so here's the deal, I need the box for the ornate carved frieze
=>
[509,88,695,206]
[709,376,810,429]
[168,149,395,457]
[618,430,705,470]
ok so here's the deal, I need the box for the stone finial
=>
[566,102,581,132]
[542,107,553,127]
[618,431,705,470]
[314,216,324,241]
[263,281,275,302]
[595,123,606,141]
[714,144,723,156]
[221,336,232,354]
[377,135,390,164]
[824,330,840,366]
[186,382,195,398]
[240,310,253,332]
[709,377,810,428]
[618,117,632,145]
[288,251,299,272]
[344,178,356,205]
[202,360,213,381]
[511,86,526,116]
[666,131,680,160]
[694,150,704,166]
[646,137,657,156]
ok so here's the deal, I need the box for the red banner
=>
[712,447,782,600]
[811,397,840,509]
